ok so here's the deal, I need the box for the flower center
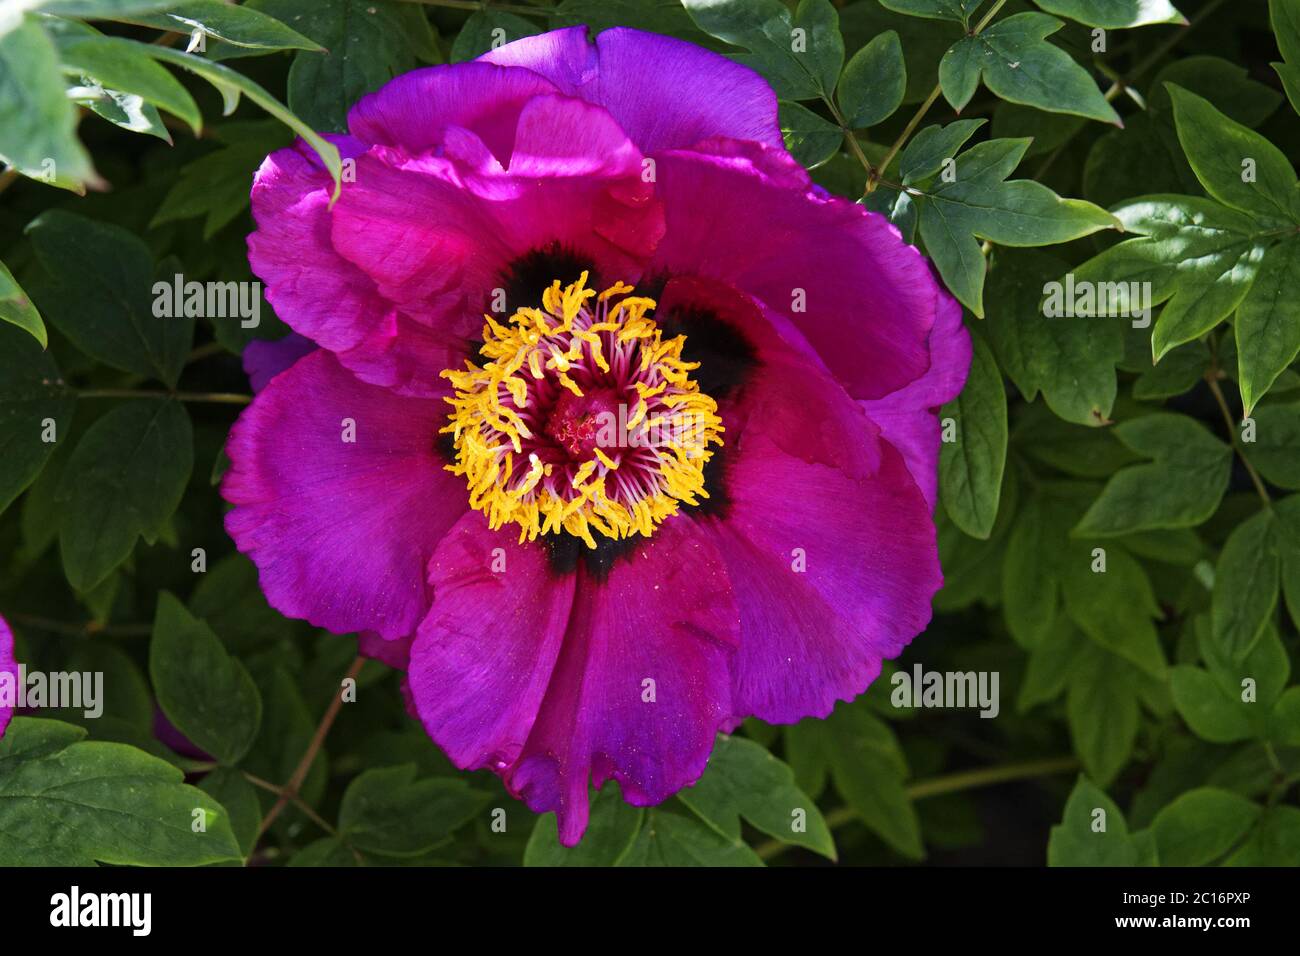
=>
[441,273,725,548]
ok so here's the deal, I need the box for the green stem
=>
[1206,337,1271,507]
[866,85,941,196]
[825,97,879,182]
[257,657,365,840]
[757,755,1079,861]
[76,388,251,405]
[863,0,1010,196]
[1206,371,1271,507]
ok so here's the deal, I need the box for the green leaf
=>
[28,1,178,16]
[242,668,327,811]
[245,0,438,133]
[524,784,645,866]
[135,41,342,199]
[1224,805,1300,866]
[1084,56,1282,210]
[450,9,537,62]
[57,399,193,592]
[198,767,261,858]
[27,210,194,385]
[339,764,489,857]
[1152,788,1260,866]
[1062,545,1166,678]
[1013,408,1138,476]
[826,706,923,859]
[861,181,917,242]
[149,592,261,765]
[985,249,1123,426]
[990,100,1085,157]
[1272,687,1300,746]
[938,13,1121,124]
[837,30,905,127]
[1236,239,1300,415]
[683,0,844,101]
[779,101,842,168]
[1070,196,1269,361]
[1048,776,1139,866]
[287,837,357,866]
[1279,495,1300,625]
[899,118,985,182]
[1166,84,1300,224]
[1018,617,1088,710]
[56,34,202,133]
[1131,341,1206,400]
[1066,643,1138,785]
[0,717,241,865]
[1273,0,1300,114]
[678,734,835,860]
[0,260,46,348]
[75,85,172,141]
[1032,0,1186,29]
[879,0,983,24]
[940,330,1007,538]
[842,3,964,104]
[122,0,323,52]
[152,121,291,238]
[551,0,710,41]
[1171,665,1256,743]
[0,15,97,192]
[1211,509,1280,660]
[1002,495,1061,648]
[1249,402,1300,491]
[1198,617,1289,712]
[0,323,73,516]
[619,809,764,866]
[916,138,1118,315]
[1074,413,1231,536]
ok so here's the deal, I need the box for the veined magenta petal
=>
[658,275,882,478]
[706,436,941,723]
[247,135,388,357]
[408,514,575,773]
[482,26,782,155]
[649,146,945,402]
[348,61,561,162]
[507,93,644,179]
[860,291,971,509]
[222,350,463,639]
[505,518,738,846]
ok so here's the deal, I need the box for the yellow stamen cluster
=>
[440,273,724,547]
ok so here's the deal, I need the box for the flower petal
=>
[348,61,561,161]
[0,615,15,739]
[222,350,462,638]
[242,332,316,394]
[481,26,782,155]
[657,274,882,477]
[247,134,387,357]
[357,631,413,671]
[505,517,738,845]
[702,435,942,724]
[650,145,948,401]
[259,108,662,397]
[860,292,971,508]
[407,514,574,772]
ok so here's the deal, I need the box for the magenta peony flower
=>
[0,615,15,739]
[224,27,970,844]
